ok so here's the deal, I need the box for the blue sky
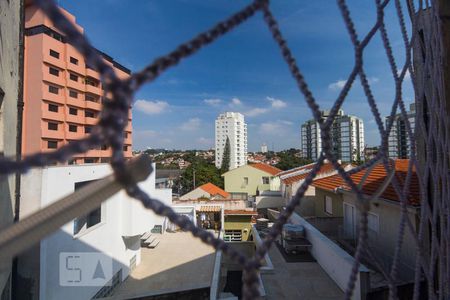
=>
[59,0,414,151]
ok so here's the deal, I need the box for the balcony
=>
[42,109,64,122]
[66,75,85,92]
[66,96,85,108]
[85,100,101,111]
[65,112,83,124]
[85,117,98,126]
[85,67,100,80]
[85,83,101,96]
[124,133,132,145]
[65,129,84,141]
[85,149,103,158]
[42,69,65,87]
[42,128,64,140]
[65,52,85,75]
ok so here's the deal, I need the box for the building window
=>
[70,57,79,65]
[70,73,78,82]
[69,90,78,98]
[224,230,242,242]
[85,77,99,87]
[49,67,59,76]
[73,180,102,236]
[47,140,58,149]
[48,85,59,94]
[69,124,77,132]
[49,49,60,59]
[48,103,58,112]
[324,196,333,215]
[123,145,128,151]
[85,94,98,102]
[69,107,77,115]
[262,177,270,184]
[243,177,248,186]
[84,158,95,164]
[85,110,95,118]
[368,212,379,234]
[48,122,58,131]
[85,126,92,134]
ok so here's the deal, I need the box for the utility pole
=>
[193,169,196,189]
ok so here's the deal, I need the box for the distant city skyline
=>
[59,0,414,152]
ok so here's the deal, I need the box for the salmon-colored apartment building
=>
[23,4,132,164]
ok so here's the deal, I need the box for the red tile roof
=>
[277,162,316,177]
[224,210,258,215]
[312,159,420,205]
[280,163,338,185]
[249,163,282,175]
[199,183,230,199]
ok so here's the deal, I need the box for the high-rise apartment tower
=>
[386,103,416,159]
[215,112,247,170]
[301,110,365,162]
[23,4,132,164]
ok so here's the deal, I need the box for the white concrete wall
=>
[18,163,171,300]
[179,188,210,200]
[0,0,21,297]
[342,193,418,280]
[255,195,284,209]
[289,213,370,300]
[269,176,280,191]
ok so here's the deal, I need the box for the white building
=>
[215,112,247,170]
[386,103,416,159]
[261,143,268,153]
[301,110,365,162]
[17,163,171,300]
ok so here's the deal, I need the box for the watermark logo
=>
[59,252,113,286]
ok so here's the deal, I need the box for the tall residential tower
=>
[23,4,132,164]
[215,112,247,170]
[301,110,365,162]
[386,103,416,159]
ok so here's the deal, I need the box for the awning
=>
[198,206,222,213]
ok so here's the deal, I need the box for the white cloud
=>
[260,122,283,134]
[134,99,169,115]
[259,120,293,135]
[279,120,293,125]
[197,137,213,145]
[204,98,222,106]
[267,96,287,109]
[133,129,159,138]
[368,77,379,84]
[231,98,242,106]
[328,79,347,90]
[245,107,268,117]
[180,118,201,131]
[329,77,378,91]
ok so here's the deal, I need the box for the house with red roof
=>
[222,163,282,197]
[180,182,230,201]
[278,161,353,216]
[310,159,420,280]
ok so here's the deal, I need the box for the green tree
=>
[177,157,224,194]
[352,148,364,165]
[275,149,313,170]
[220,136,231,174]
